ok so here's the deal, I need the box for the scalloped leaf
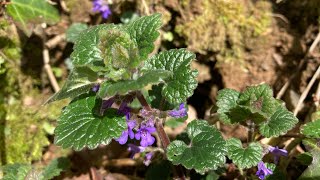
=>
[41,157,70,180]
[143,49,198,105]
[238,84,277,119]
[45,66,98,103]
[216,89,240,124]
[54,94,127,151]
[299,139,320,180]
[66,23,89,43]
[301,119,320,138]
[6,0,60,36]
[226,138,262,169]
[259,107,298,137]
[167,120,226,174]
[70,24,117,70]
[125,13,162,60]
[97,70,172,98]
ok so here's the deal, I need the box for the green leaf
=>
[226,138,262,169]
[301,119,320,138]
[66,23,89,43]
[97,70,172,98]
[6,0,60,36]
[148,84,173,110]
[299,139,320,180]
[143,49,198,105]
[216,89,240,124]
[71,24,116,70]
[125,13,162,61]
[265,163,286,180]
[46,66,98,103]
[167,120,226,174]
[237,84,277,121]
[1,164,32,180]
[259,107,298,137]
[41,157,70,180]
[54,94,127,151]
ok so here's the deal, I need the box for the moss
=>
[175,0,272,63]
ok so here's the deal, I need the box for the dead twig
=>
[293,65,320,116]
[45,33,66,49]
[89,167,103,180]
[314,79,320,107]
[276,31,320,99]
[43,48,60,92]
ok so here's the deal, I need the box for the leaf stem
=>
[247,120,255,143]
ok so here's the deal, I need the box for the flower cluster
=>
[168,103,187,118]
[92,0,112,19]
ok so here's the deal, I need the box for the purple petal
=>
[128,129,135,139]
[135,131,141,140]
[116,130,128,145]
[146,134,155,146]
[127,120,136,130]
[143,152,153,166]
[256,161,273,180]
[146,127,156,133]
[140,138,149,147]
[128,144,145,159]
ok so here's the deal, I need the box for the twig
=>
[293,65,320,116]
[141,0,150,15]
[276,31,320,99]
[43,48,60,92]
[314,80,320,107]
[45,34,66,49]
[89,167,103,180]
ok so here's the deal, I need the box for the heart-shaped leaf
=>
[143,49,198,105]
[167,120,226,174]
[216,89,240,124]
[259,107,298,137]
[54,94,127,151]
[226,138,262,169]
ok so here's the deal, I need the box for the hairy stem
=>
[247,120,255,143]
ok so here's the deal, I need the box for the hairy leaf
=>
[41,157,70,180]
[226,138,262,169]
[301,119,320,138]
[6,0,60,36]
[1,164,32,180]
[71,24,116,70]
[46,66,98,103]
[54,94,127,151]
[97,70,172,98]
[125,13,162,61]
[66,23,89,43]
[167,120,226,174]
[259,107,298,137]
[143,49,198,105]
[216,89,240,124]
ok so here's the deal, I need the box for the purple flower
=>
[92,84,100,92]
[168,103,187,118]
[268,146,288,164]
[100,97,115,114]
[256,161,273,180]
[135,122,156,147]
[143,152,153,166]
[116,120,136,145]
[128,144,145,159]
[92,0,112,19]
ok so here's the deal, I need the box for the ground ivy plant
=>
[47,14,301,179]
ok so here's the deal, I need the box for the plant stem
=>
[135,91,185,179]
[247,120,255,143]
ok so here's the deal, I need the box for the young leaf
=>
[167,120,226,174]
[299,139,320,180]
[6,0,60,36]
[259,107,298,137]
[301,119,320,138]
[1,164,32,180]
[216,89,240,124]
[148,84,174,110]
[143,49,198,105]
[41,157,70,180]
[97,70,172,98]
[238,84,276,118]
[71,24,116,71]
[66,23,89,43]
[226,138,262,169]
[54,94,127,151]
[125,13,162,61]
[46,66,98,103]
